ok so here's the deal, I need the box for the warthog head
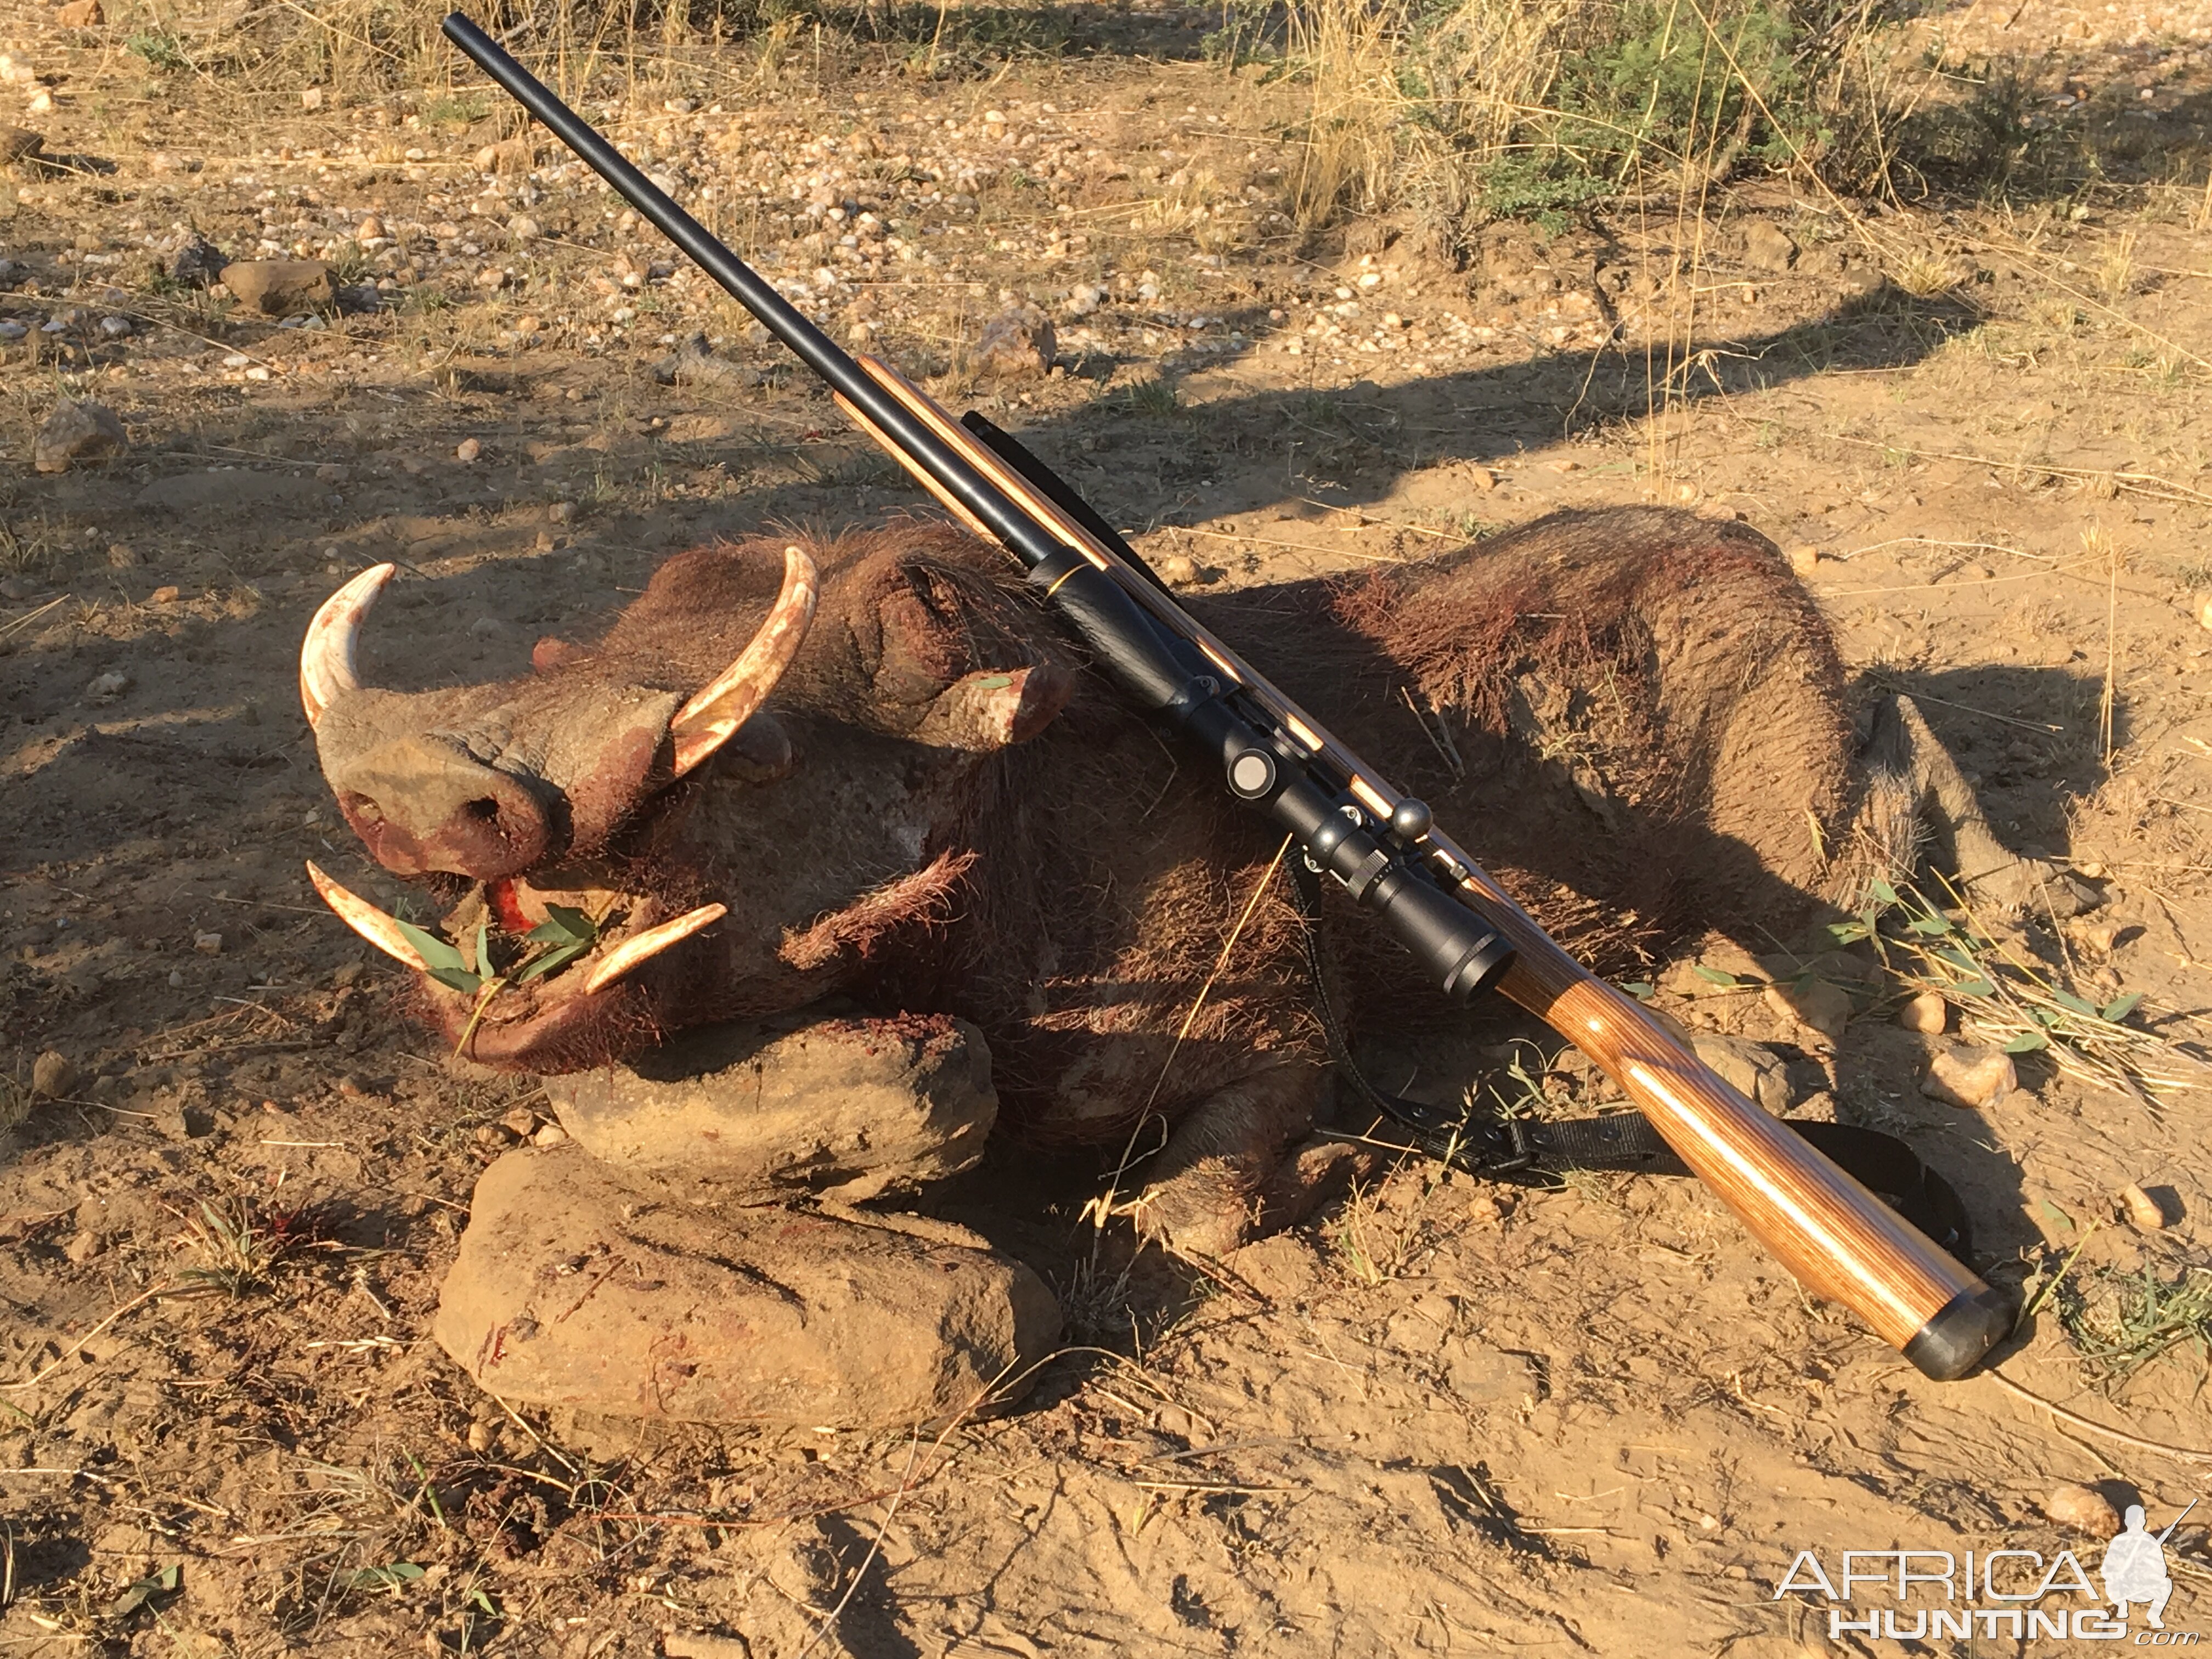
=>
[301,524,1074,1069]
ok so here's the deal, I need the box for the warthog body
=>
[306,507,2062,1244]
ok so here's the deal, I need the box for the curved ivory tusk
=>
[668,545,817,777]
[579,903,726,995]
[305,860,432,971]
[300,563,396,730]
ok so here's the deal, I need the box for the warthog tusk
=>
[300,563,396,730]
[668,545,817,777]
[579,903,727,995]
[305,860,432,970]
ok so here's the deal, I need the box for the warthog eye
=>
[464,798,501,821]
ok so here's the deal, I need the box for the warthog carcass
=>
[303,506,2067,1252]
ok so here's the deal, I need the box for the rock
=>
[543,1015,996,1204]
[2119,1182,2168,1230]
[1688,1031,1792,1114]
[1920,1046,2015,1110]
[1158,554,1199,586]
[531,1121,568,1148]
[2044,1483,2120,1536]
[1898,990,1948,1034]
[193,930,222,955]
[1442,1341,1535,1406]
[1465,466,1498,493]
[506,214,540,242]
[455,437,481,463]
[32,399,126,472]
[298,87,323,110]
[1064,281,1103,317]
[170,233,228,287]
[55,0,103,25]
[63,1229,103,1264]
[218,259,332,317]
[651,332,755,391]
[435,1146,1058,1429]
[1763,977,1852,1046]
[105,542,136,567]
[31,1049,75,1098]
[85,669,129,702]
[973,303,1055,378]
[1785,544,1822,578]
[355,213,385,241]
[1742,220,1797,272]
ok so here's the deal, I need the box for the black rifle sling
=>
[1285,858,1977,1261]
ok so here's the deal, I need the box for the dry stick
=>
[1989,1371,2212,1469]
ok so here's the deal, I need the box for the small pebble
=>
[64,1229,103,1265]
[106,542,137,567]
[1158,554,1199,586]
[85,669,131,702]
[548,501,575,523]
[193,930,223,955]
[1786,544,1823,578]
[31,1049,76,1098]
[533,1121,570,1148]
[1897,990,1948,1033]
[2119,1182,2168,1230]
[500,1106,540,1138]
[149,584,180,604]
[455,438,481,463]
[1921,1046,2015,1109]
[2044,1482,2120,1536]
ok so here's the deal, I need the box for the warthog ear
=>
[910,665,1073,750]
[859,556,1076,746]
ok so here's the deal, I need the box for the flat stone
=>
[544,1015,996,1203]
[1921,1046,2016,1110]
[32,399,125,472]
[434,1146,1058,1429]
[973,303,1056,378]
[55,0,104,26]
[1742,220,1797,272]
[1689,1031,1791,1114]
[218,258,332,317]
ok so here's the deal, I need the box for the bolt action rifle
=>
[441,12,2013,1381]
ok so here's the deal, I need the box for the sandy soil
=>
[3,2,2212,1654]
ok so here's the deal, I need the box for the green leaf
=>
[105,1564,181,1618]
[1907,915,1954,935]
[347,1562,426,1593]
[2039,1196,2074,1229]
[2101,992,2144,1022]
[1953,977,1996,998]
[2006,1029,2052,1053]
[1691,966,1739,985]
[527,902,599,946]
[1823,921,1871,944]
[472,918,492,978]
[1869,878,1899,905]
[393,917,467,974]
[2052,991,2099,1018]
[514,940,592,984]
[1620,980,1656,1001]
[427,966,484,994]
[2032,1007,2061,1026]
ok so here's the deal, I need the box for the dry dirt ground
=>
[5,2,2212,1655]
